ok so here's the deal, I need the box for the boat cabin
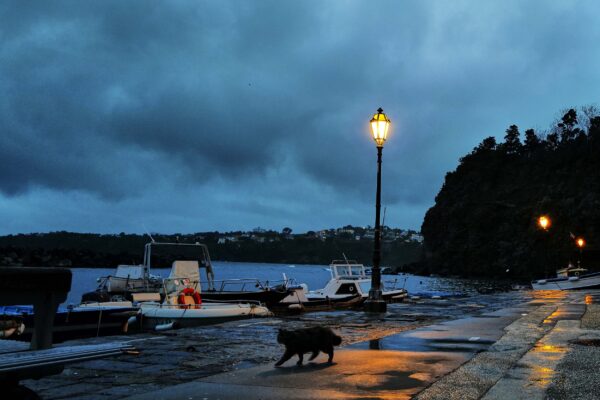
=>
[329,260,367,280]
[556,266,588,279]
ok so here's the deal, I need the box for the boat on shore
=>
[138,260,271,329]
[277,260,408,312]
[531,265,600,290]
[82,241,292,307]
[0,303,138,343]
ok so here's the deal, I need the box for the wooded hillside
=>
[422,107,600,279]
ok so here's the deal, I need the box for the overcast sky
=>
[1,1,599,235]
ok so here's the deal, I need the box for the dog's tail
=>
[332,333,342,346]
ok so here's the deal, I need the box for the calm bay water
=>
[65,262,480,306]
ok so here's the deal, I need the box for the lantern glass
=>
[370,108,390,147]
[538,216,550,230]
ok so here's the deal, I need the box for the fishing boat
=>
[278,260,407,312]
[308,260,408,301]
[138,260,271,329]
[275,279,363,313]
[531,264,600,290]
[82,241,292,307]
[0,303,138,343]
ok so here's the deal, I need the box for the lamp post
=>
[364,107,390,313]
[536,215,552,278]
[576,237,585,267]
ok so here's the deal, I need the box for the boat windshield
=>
[330,261,366,279]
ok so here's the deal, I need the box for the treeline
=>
[421,107,600,279]
[0,231,422,269]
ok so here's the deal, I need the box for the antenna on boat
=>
[142,224,156,243]
[342,252,350,266]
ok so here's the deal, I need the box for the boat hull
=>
[0,305,138,343]
[200,289,291,308]
[374,289,408,302]
[82,287,290,307]
[531,272,600,290]
[273,293,363,314]
[139,302,271,329]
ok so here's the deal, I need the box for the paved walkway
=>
[124,291,598,400]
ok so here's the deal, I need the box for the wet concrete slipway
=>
[15,289,600,399]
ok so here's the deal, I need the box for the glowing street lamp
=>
[538,215,551,231]
[364,108,391,313]
[576,236,585,267]
[536,215,552,278]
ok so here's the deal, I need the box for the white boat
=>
[81,241,206,302]
[83,242,291,307]
[531,265,600,290]
[139,261,271,329]
[287,260,407,306]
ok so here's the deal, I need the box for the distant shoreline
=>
[0,231,424,273]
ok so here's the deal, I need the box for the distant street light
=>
[538,215,551,231]
[536,215,552,277]
[364,107,390,313]
[576,236,586,267]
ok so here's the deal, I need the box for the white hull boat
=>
[140,302,270,329]
[139,260,271,329]
[531,266,600,290]
[288,260,407,308]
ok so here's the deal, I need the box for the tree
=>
[282,227,292,236]
[523,129,540,152]
[502,125,522,154]
[558,109,579,142]
[475,136,497,153]
[546,132,559,150]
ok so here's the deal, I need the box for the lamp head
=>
[370,107,390,148]
[538,215,550,230]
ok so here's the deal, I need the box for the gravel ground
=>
[546,303,600,400]
[581,304,600,329]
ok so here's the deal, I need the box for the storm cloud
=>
[1,1,599,234]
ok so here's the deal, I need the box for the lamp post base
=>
[364,299,387,313]
[365,288,387,313]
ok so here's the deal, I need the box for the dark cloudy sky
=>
[1,1,599,234]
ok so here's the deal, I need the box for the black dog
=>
[275,326,342,367]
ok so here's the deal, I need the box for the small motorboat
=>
[138,261,271,329]
[82,241,292,307]
[531,264,600,290]
[201,278,292,308]
[278,260,408,312]
[275,281,363,313]
[0,303,139,343]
